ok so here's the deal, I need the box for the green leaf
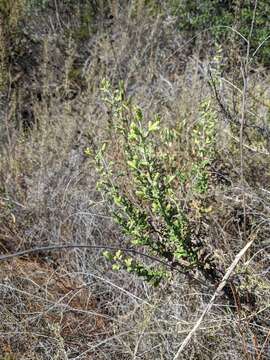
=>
[148,119,160,132]
[112,263,121,271]
[127,159,138,169]
[114,250,123,259]
[125,257,133,269]
[134,107,143,121]
[103,251,113,261]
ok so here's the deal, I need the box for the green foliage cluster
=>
[25,0,49,11]
[89,81,218,285]
[71,2,96,42]
[170,0,270,65]
[0,0,25,89]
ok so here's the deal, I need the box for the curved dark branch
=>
[0,244,207,287]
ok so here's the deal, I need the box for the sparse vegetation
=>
[0,1,269,359]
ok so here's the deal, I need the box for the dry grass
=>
[0,1,269,359]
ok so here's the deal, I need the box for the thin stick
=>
[173,238,254,359]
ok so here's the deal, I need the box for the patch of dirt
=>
[0,258,109,359]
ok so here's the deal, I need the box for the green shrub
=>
[169,0,270,66]
[90,80,218,286]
